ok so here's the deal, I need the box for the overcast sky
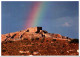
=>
[2,1,79,39]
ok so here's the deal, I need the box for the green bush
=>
[36,43,38,45]
[46,40,48,42]
[2,41,7,44]
[7,40,14,43]
[51,39,56,41]
[23,38,28,40]
[2,50,6,52]
[32,43,35,45]
[56,42,58,43]
[51,43,54,46]
[35,37,39,40]
[31,38,34,41]
[62,45,65,47]
[30,51,33,54]
[69,39,79,43]
[41,38,45,43]
[40,44,42,46]
[61,51,64,54]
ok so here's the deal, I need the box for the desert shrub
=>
[51,43,54,46]
[62,45,65,47]
[29,42,31,44]
[2,50,6,52]
[69,39,79,43]
[56,42,58,43]
[51,39,56,41]
[35,37,39,40]
[56,37,58,38]
[54,44,56,46]
[46,40,49,42]
[32,43,35,45]
[41,38,45,43]
[2,41,7,44]
[34,49,37,51]
[8,52,12,54]
[23,38,28,40]
[61,51,64,54]
[7,40,14,43]
[49,41,51,43]
[36,43,38,45]
[41,40,44,43]
[29,51,33,54]
[31,38,34,41]
[40,44,42,46]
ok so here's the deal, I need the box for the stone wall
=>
[26,27,42,33]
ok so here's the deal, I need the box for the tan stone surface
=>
[1,27,71,42]
[27,27,42,33]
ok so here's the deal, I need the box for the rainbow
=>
[24,2,45,29]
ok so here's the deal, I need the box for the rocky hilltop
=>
[1,27,79,56]
[2,27,71,42]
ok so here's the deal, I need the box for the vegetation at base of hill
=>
[41,38,45,43]
[51,39,56,41]
[31,38,34,41]
[35,37,39,40]
[2,37,79,55]
[46,40,49,42]
[4,40,14,43]
[23,38,28,40]
[69,39,79,43]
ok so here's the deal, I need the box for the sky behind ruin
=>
[2,1,79,39]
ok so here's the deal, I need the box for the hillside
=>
[1,27,79,56]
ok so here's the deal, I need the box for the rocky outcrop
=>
[1,27,70,42]
[26,27,42,33]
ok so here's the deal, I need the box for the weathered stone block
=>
[26,27,42,33]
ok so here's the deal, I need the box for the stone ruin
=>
[26,27,42,33]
